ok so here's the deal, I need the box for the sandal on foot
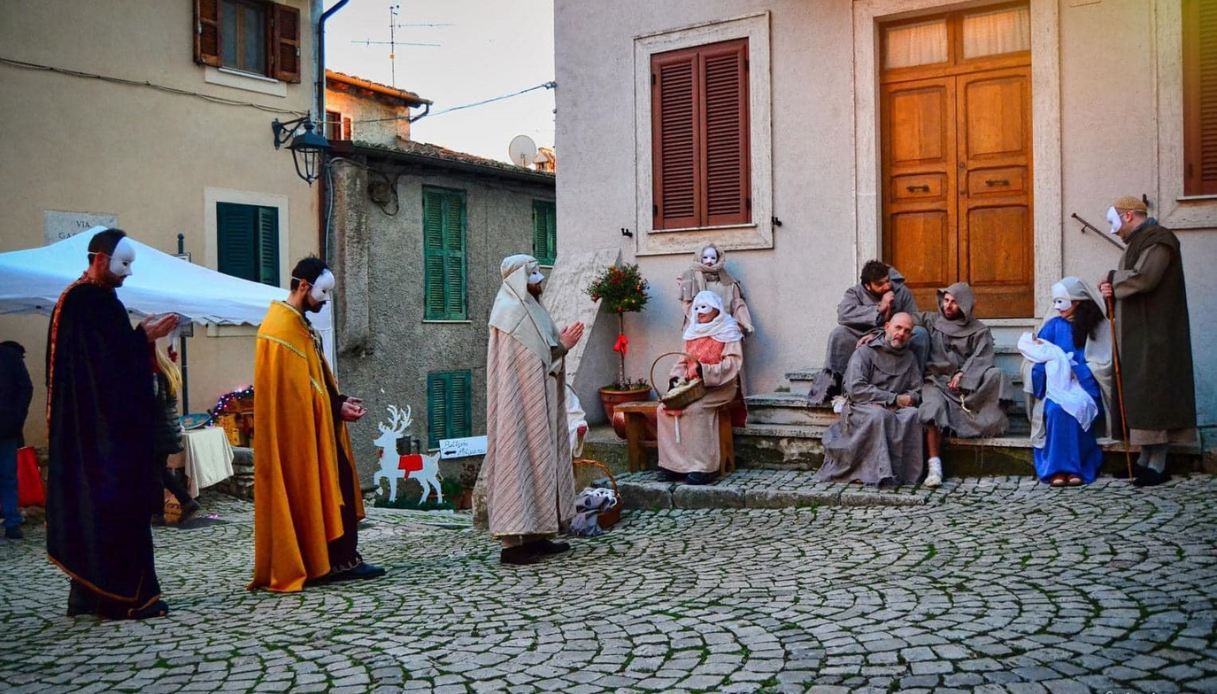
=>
[1066,475,1083,486]
[1049,474,1067,487]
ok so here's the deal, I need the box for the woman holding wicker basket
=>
[656,291,744,485]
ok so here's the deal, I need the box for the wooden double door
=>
[881,7,1034,318]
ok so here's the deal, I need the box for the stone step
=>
[616,469,930,511]
[747,391,1029,430]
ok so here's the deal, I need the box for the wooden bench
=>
[615,400,735,475]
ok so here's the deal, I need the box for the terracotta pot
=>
[598,385,653,422]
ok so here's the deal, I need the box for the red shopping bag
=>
[16,447,45,507]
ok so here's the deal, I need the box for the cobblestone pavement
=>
[1,476,1215,693]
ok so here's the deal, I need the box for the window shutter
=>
[1184,0,1217,195]
[256,207,279,286]
[217,203,256,281]
[702,40,750,226]
[270,2,301,83]
[194,0,221,67]
[652,49,699,230]
[422,190,447,319]
[450,370,472,438]
[532,200,557,265]
[443,192,466,319]
[343,117,353,140]
[426,372,449,449]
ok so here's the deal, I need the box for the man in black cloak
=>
[46,228,178,619]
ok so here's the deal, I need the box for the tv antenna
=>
[350,3,448,87]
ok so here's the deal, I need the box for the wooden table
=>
[616,401,659,472]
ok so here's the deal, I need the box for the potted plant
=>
[585,263,652,419]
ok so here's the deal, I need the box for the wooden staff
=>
[1105,293,1134,480]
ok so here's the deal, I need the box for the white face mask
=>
[1050,282,1071,313]
[701,248,719,266]
[1106,206,1123,236]
[109,238,135,277]
[309,270,335,303]
[692,299,717,317]
[527,269,545,285]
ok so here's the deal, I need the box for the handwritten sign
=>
[44,210,118,245]
[439,435,487,460]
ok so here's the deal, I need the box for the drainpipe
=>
[315,0,349,260]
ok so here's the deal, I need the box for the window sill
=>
[1176,194,1217,202]
[649,222,756,235]
[422,320,473,325]
[205,66,287,98]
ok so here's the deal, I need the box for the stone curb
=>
[618,477,929,511]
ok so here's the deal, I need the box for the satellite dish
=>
[508,135,538,167]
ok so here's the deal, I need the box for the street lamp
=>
[271,114,331,185]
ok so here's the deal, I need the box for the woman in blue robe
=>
[1022,278,1113,486]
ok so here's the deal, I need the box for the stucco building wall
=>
[0,0,320,445]
[554,0,1217,445]
[330,157,555,481]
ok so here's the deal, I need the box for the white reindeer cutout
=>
[371,405,444,505]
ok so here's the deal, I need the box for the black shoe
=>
[127,600,169,620]
[67,583,96,617]
[656,468,683,482]
[525,539,571,556]
[328,562,386,582]
[685,472,719,486]
[500,545,542,565]
[5,525,22,540]
[1132,468,1171,487]
[1130,463,1152,480]
[178,500,201,523]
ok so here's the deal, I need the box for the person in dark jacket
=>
[152,343,199,524]
[0,340,33,539]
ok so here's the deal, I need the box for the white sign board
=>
[44,210,118,245]
[439,435,488,460]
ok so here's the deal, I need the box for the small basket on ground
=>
[650,351,706,410]
[572,458,621,529]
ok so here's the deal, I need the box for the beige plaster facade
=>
[324,71,430,149]
[554,0,1217,447]
[0,0,321,446]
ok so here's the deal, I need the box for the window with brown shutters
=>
[1184,0,1217,195]
[651,39,750,230]
[194,0,301,84]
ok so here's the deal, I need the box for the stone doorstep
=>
[617,470,929,511]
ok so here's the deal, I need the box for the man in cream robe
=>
[250,257,383,592]
[484,255,584,565]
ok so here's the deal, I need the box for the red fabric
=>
[398,454,424,473]
[17,447,45,507]
[613,334,629,354]
[685,336,725,365]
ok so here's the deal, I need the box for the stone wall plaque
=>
[43,210,118,245]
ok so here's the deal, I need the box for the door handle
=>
[906,184,930,193]
[985,178,1010,187]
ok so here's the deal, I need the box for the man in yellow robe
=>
[249,257,383,592]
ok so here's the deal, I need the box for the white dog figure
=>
[371,405,444,505]
[570,487,619,537]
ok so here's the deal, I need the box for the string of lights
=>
[0,56,308,117]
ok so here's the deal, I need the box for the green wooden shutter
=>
[427,370,472,449]
[532,200,556,265]
[217,202,256,281]
[256,206,279,286]
[426,372,448,449]
[422,188,467,320]
[449,370,472,438]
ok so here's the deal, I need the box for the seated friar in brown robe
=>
[915,282,1015,487]
[816,313,925,486]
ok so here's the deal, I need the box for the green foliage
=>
[585,263,650,314]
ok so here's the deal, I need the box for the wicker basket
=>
[572,458,621,529]
[650,351,707,410]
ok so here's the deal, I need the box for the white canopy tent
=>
[0,226,335,396]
